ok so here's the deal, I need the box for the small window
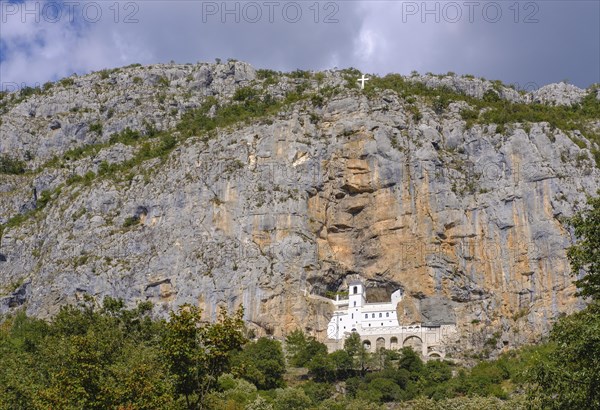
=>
[365,314,368,319]
[381,323,383,326]
[353,301,356,307]
[379,313,382,318]
[353,286,358,294]
[386,312,389,317]
[351,313,354,319]
[368,324,371,326]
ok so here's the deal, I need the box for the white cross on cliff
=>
[357,74,369,90]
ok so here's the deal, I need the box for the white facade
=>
[325,280,455,358]
[327,280,403,340]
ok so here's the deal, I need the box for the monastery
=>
[325,279,456,358]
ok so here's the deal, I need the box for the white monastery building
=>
[325,279,456,358]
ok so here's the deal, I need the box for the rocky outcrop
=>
[0,61,257,166]
[531,82,589,106]
[407,73,523,102]
[0,280,29,312]
[1,63,599,357]
[407,74,592,107]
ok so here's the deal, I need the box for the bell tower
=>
[348,280,366,309]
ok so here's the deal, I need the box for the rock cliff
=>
[1,61,599,357]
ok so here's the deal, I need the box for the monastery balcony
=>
[331,298,349,305]
[356,324,445,334]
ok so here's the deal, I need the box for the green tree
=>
[232,337,286,389]
[368,368,409,390]
[0,297,174,410]
[102,343,175,409]
[423,360,453,384]
[523,193,600,408]
[329,349,354,379]
[307,352,336,382]
[526,302,600,409]
[343,332,362,356]
[397,346,424,377]
[567,192,600,299]
[344,333,371,375]
[357,378,403,403]
[163,304,246,409]
[300,380,333,404]
[245,395,274,410]
[207,374,258,409]
[0,313,49,408]
[317,398,384,410]
[285,329,327,367]
[273,387,311,410]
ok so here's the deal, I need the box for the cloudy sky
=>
[0,0,598,90]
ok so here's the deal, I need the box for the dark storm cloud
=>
[0,0,598,88]
[345,0,599,88]
[125,1,364,70]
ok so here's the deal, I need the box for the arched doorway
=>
[403,335,423,352]
[375,337,386,351]
[390,337,398,350]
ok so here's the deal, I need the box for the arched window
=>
[386,312,389,317]
[353,286,358,294]
[351,313,354,319]
[353,301,356,307]
[379,313,382,318]
[365,314,368,319]
[372,313,375,318]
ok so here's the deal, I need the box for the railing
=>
[358,325,432,335]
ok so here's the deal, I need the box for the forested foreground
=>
[0,296,598,410]
[1,196,599,410]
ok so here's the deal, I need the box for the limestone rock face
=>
[532,82,588,106]
[0,63,599,357]
[0,61,256,167]
[407,74,523,102]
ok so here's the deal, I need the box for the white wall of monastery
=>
[326,280,456,358]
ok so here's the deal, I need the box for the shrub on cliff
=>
[0,154,26,174]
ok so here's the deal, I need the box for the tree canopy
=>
[523,193,600,408]
[567,191,600,299]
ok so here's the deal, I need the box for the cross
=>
[357,74,369,90]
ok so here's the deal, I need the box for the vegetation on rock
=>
[1,64,600,409]
[0,154,26,175]
[567,191,600,300]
